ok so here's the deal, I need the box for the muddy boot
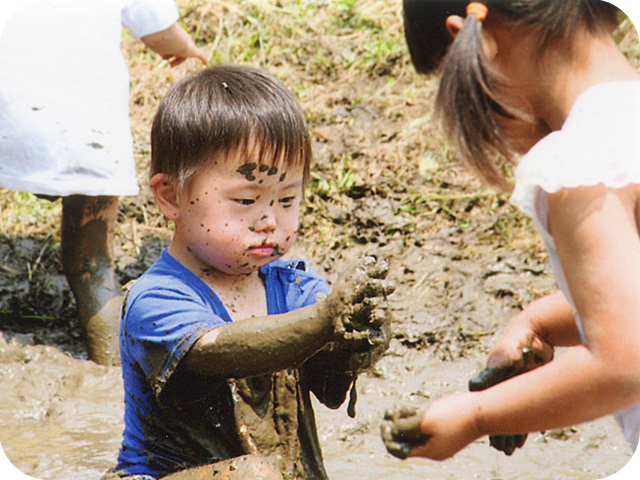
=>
[61,195,122,366]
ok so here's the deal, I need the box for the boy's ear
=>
[150,173,180,221]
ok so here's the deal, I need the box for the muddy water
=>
[0,336,122,479]
[0,332,632,480]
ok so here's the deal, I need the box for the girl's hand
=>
[485,322,554,373]
[381,405,429,459]
[141,23,209,67]
[382,393,481,461]
[319,256,395,346]
[481,290,576,378]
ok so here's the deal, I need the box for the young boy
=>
[111,65,394,480]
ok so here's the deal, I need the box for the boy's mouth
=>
[249,242,278,257]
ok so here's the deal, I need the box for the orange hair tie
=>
[466,2,488,21]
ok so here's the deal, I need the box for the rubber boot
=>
[61,195,122,366]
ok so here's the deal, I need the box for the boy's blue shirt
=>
[116,248,333,477]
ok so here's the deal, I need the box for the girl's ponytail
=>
[404,0,621,190]
[435,6,518,190]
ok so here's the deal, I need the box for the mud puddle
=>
[0,330,631,480]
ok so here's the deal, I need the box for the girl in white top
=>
[0,0,207,365]
[382,0,640,462]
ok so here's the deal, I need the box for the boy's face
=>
[171,148,304,277]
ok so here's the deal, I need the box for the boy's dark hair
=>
[151,64,312,190]
[403,0,620,189]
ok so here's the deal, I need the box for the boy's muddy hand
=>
[380,405,430,459]
[321,256,395,345]
[346,319,391,373]
[324,317,392,374]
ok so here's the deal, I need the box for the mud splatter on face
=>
[269,200,274,207]
[267,166,278,176]
[248,226,255,232]
[237,163,257,181]
[279,172,286,182]
[259,164,269,172]
[271,245,284,257]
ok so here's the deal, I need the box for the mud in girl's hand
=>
[380,405,430,459]
[320,255,395,346]
[469,363,528,455]
[468,334,551,456]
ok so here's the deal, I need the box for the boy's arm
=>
[184,302,331,378]
[182,257,395,379]
[141,22,208,67]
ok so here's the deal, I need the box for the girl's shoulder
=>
[511,81,640,218]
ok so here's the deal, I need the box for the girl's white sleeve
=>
[121,0,180,39]
[511,81,640,219]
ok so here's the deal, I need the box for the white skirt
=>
[0,0,177,196]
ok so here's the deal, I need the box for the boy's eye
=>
[280,196,296,206]
[234,198,255,205]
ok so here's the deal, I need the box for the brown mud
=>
[0,1,638,479]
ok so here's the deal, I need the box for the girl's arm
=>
[141,22,208,67]
[408,343,637,460]
[550,183,640,388]
[383,184,640,460]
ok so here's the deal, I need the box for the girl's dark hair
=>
[151,64,312,190]
[403,0,620,189]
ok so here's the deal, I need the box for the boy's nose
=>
[254,212,277,232]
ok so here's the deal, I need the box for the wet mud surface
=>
[0,234,632,480]
[1,1,638,479]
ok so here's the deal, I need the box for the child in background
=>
[0,0,208,365]
[111,64,395,480]
[382,0,640,461]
